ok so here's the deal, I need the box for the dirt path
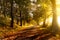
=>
[1,27,57,40]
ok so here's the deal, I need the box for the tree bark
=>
[20,11,22,26]
[10,0,14,27]
[3,0,6,17]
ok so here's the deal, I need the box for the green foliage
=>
[32,0,52,25]
[0,0,52,26]
[0,16,10,26]
[15,0,31,23]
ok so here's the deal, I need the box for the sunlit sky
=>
[56,0,60,16]
[39,0,60,26]
[30,0,60,25]
[56,0,60,25]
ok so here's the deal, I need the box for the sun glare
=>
[57,16,60,25]
[48,16,60,25]
[56,0,60,25]
[49,17,52,23]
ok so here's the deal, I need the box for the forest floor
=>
[0,25,60,40]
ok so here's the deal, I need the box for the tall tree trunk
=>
[10,0,14,27]
[51,0,59,34]
[20,11,22,26]
[17,19,19,24]
[3,0,6,17]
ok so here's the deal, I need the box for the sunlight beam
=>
[57,16,60,25]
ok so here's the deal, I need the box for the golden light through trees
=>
[56,0,60,25]
[48,0,60,26]
[57,16,60,25]
[49,17,52,23]
[56,0,60,16]
[48,16,60,25]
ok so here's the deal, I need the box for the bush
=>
[0,16,11,27]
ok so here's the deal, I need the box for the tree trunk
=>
[3,0,6,17]
[51,0,59,34]
[20,11,22,26]
[43,19,46,27]
[43,14,46,27]
[10,0,14,27]
[17,19,19,24]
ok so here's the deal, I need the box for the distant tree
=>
[33,0,51,26]
[42,0,52,27]
[15,0,31,26]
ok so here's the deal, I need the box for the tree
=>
[42,0,52,27]
[16,0,31,26]
[10,0,14,27]
[32,0,51,26]
[50,0,59,34]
